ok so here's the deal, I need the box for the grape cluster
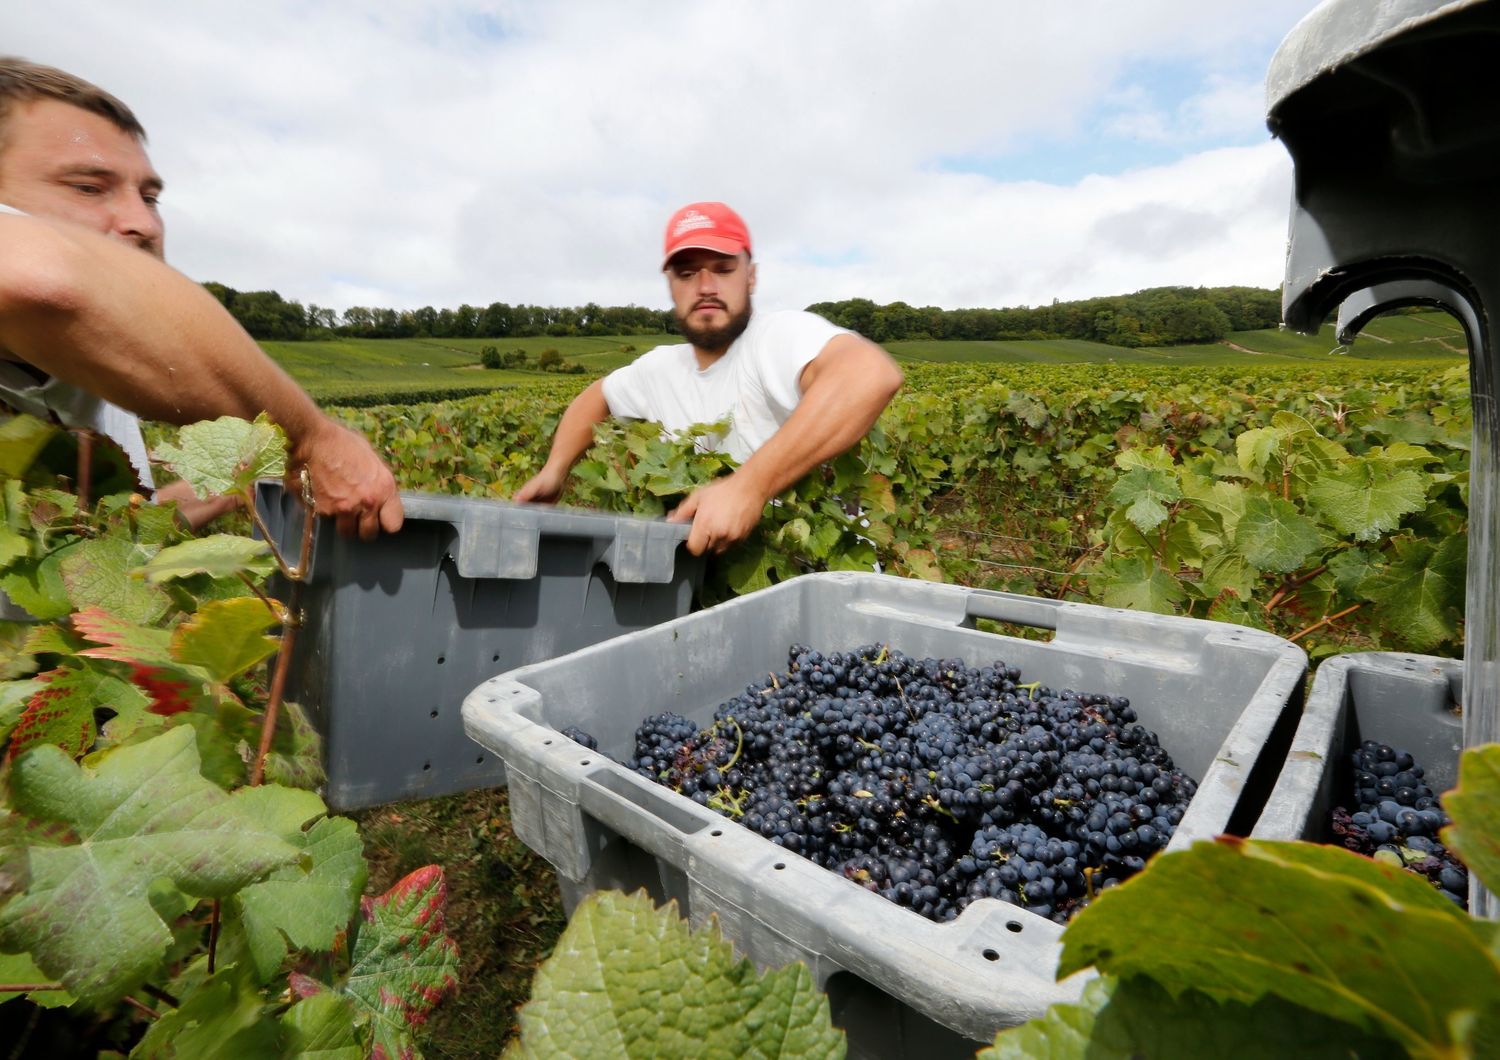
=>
[563,644,1199,925]
[1331,739,1468,908]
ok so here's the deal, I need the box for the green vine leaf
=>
[59,535,171,625]
[505,890,844,1060]
[0,414,60,478]
[1097,556,1185,613]
[980,975,1403,1060]
[1440,744,1500,898]
[1107,467,1182,534]
[1056,838,1500,1058]
[1232,496,1321,574]
[1360,534,1466,651]
[1,544,80,620]
[279,992,366,1059]
[152,413,287,500]
[170,596,282,684]
[0,726,318,1006]
[231,815,367,982]
[0,949,74,1008]
[141,534,277,584]
[130,965,283,1059]
[1306,460,1428,542]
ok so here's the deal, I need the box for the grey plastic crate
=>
[255,482,701,811]
[1252,652,1464,846]
[461,572,1308,1056]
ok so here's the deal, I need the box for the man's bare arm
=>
[670,333,903,554]
[513,378,611,503]
[0,213,402,539]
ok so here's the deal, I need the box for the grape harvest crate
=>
[254,481,701,811]
[1252,652,1464,844]
[462,572,1308,1057]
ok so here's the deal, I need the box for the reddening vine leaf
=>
[343,865,460,1060]
[5,663,147,760]
[170,596,283,683]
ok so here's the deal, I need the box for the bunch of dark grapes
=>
[1331,739,1469,908]
[560,644,1199,925]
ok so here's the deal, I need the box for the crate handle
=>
[964,589,1061,631]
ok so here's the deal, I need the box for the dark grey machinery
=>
[1267,0,1497,916]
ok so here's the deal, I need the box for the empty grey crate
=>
[462,572,1307,1056]
[255,482,701,811]
[1252,652,1464,844]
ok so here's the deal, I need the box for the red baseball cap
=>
[661,201,752,268]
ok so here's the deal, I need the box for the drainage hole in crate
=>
[492,653,500,662]
[475,755,484,764]
[711,829,723,837]
[1005,921,1023,933]
[580,759,591,766]
[982,949,1000,962]
[774,862,786,870]
[422,761,431,771]
[437,655,446,665]
[430,709,439,719]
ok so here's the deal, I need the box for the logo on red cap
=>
[662,202,751,268]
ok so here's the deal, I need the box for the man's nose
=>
[694,268,719,294]
[114,195,164,257]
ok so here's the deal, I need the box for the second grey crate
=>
[462,572,1307,1056]
[256,483,701,810]
[1253,652,1464,845]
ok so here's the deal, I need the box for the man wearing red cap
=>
[516,201,903,557]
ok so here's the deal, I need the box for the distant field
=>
[261,312,1465,403]
[887,312,1466,365]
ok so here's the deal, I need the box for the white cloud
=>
[7,1,1318,315]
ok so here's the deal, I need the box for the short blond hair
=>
[0,57,146,154]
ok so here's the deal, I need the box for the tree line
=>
[202,282,1281,348]
[806,286,1282,346]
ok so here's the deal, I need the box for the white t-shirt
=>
[601,309,848,462]
[0,202,155,490]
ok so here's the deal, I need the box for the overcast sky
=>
[9,1,1322,316]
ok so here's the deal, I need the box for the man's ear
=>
[747,259,757,295]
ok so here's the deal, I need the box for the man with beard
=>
[515,201,903,556]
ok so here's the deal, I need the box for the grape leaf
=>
[0,949,74,1007]
[231,815,367,982]
[279,992,366,1060]
[1306,460,1427,542]
[130,966,283,1059]
[1098,556,1185,614]
[1360,534,1466,651]
[506,889,844,1060]
[5,663,148,760]
[73,606,175,663]
[59,535,171,625]
[980,975,1403,1060]
[263,700,327,791]
[1,545,79,620]
[170,596,282,683]
[1107,467,1181,534]
[1057,837,1500,1057]
[0,677,43,743]
[1232,496,1321,574]
[0,620,40,679]
[0,524,27,569]
[151,414,287,499]
[141,534,277,583]
[0,414,59,478]
[1441,744,1500,898]
[1235,427,1281,480]
[0,726,317,1005]
[1328,547,1381,595]
[341,865,459,1059]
